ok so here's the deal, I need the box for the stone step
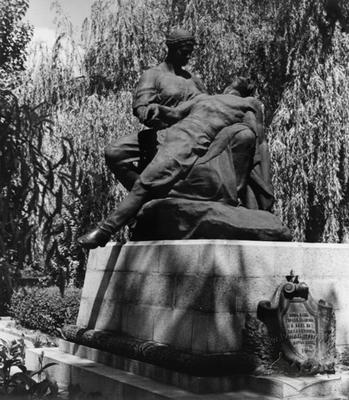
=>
[25,346,279,399]
[25,346,348,400]
[57,339,348,397]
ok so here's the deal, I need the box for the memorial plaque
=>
[257,272,336,374]
[283,300,318,359]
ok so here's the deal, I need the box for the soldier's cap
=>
[165,29,196,46]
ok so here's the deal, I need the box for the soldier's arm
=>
[148,95,205,125]
[132,69,166,128]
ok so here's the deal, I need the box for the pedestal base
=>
[77,240,349,361]
[30,239,349,398]
[25,340,349,399]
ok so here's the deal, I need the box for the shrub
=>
[0,259,13,315]
[8,286,81,336]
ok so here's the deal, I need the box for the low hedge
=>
[9,286,81,336]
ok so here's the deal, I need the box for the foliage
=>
[42,91,135,288]
[0,1,78,291]
[0,337,26,395]
[0,259,13,314]
[8,287,81,336]
[0,337,109,398]
[0,0,32,86]
[79,0,214,93]
[0,337,58,398]
[0,88,75,288]
[182,0,274,95]
[268,2,349,241]
[14,2,141,287]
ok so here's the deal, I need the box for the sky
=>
[25,0,94,47]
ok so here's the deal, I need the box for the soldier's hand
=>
[145,104,160,122]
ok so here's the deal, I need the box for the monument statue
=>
[78,29,290,248]
[42,29,344,399]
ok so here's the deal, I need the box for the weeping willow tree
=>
[16,1,167,287]
[267,0,349,242]
[0,0,77,303]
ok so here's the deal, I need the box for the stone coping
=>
[115,240,349,249]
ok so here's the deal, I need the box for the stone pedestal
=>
[75,240,349,355]
[53,240,349,398]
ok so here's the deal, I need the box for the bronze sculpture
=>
[78,29,283,249]
[104,29,205,192]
